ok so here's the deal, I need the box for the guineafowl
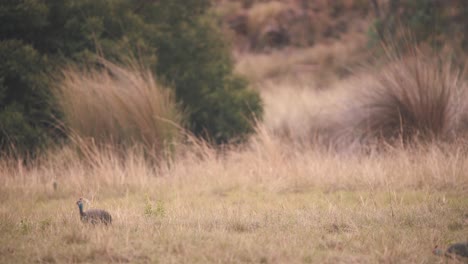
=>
[433,242,468,260]
[76,198,112,225]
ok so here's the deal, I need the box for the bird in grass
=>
[433,242,468,261]
[76,198,112,225]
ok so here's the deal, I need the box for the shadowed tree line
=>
[370,0,467,52]
[0,0,263,157]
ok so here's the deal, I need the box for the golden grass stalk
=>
[1,114,466,263]
[54,59,184,156]
[340,50,468,146]
[256,47,467,150]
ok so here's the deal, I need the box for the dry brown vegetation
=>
[215,0,370,51]
[258,50,468,150]
[1,1,468,263]
[341,52,468,145]
[221,0,374,90]
[54,60,184,153]
[1,133,468,263]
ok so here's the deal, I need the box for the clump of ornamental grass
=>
[339,49,468,147]
[54,59,184,158]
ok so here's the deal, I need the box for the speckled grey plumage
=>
[446,242,468,259]
[434,242,468,261]
[77,198,112,225]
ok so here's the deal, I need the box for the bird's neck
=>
[78,203,85,217]
[433,248,444,256]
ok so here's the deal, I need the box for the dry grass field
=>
[1,136,467,263]
[1,1,468,263]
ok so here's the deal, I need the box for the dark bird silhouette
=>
[433,242,468,261]
[76,198,112,225]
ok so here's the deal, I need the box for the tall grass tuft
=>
[54,59,184,156]
[341,50,467,146]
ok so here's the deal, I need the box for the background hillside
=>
[213,0,468,148]
[215,0,467,87]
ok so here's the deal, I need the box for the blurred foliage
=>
[0,0,263,155]
[0,40,53,157]
[370,0,467,56]
[144,0,262,143]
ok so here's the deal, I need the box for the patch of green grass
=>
[144,195,166,218]
[0,185,465,263]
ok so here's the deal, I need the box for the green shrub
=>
[144,0,263,143]
[0,40,54,156]
[0,0,263,155]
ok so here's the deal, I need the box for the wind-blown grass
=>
[54,59,184,155]
[343,51,467,145]
[258,49,468,150]
[0,129,467,263]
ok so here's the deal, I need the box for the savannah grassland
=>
[1,140,468,263]
[1,1,468,263]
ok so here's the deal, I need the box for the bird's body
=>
[433,242,468,261]
[77,198,112,225]
[446,242,468,259]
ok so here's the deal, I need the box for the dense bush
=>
[370,0,467,54]
[146,0,262,143]
[0,0,263,155]
[0,40,54,156]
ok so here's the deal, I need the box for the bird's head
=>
[76,198,84,209]
[433,245,444,256]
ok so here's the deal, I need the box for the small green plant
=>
[155,200,165,217]
[39,218,52,231]
[144,195,165,218]
[18,219,32,234]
